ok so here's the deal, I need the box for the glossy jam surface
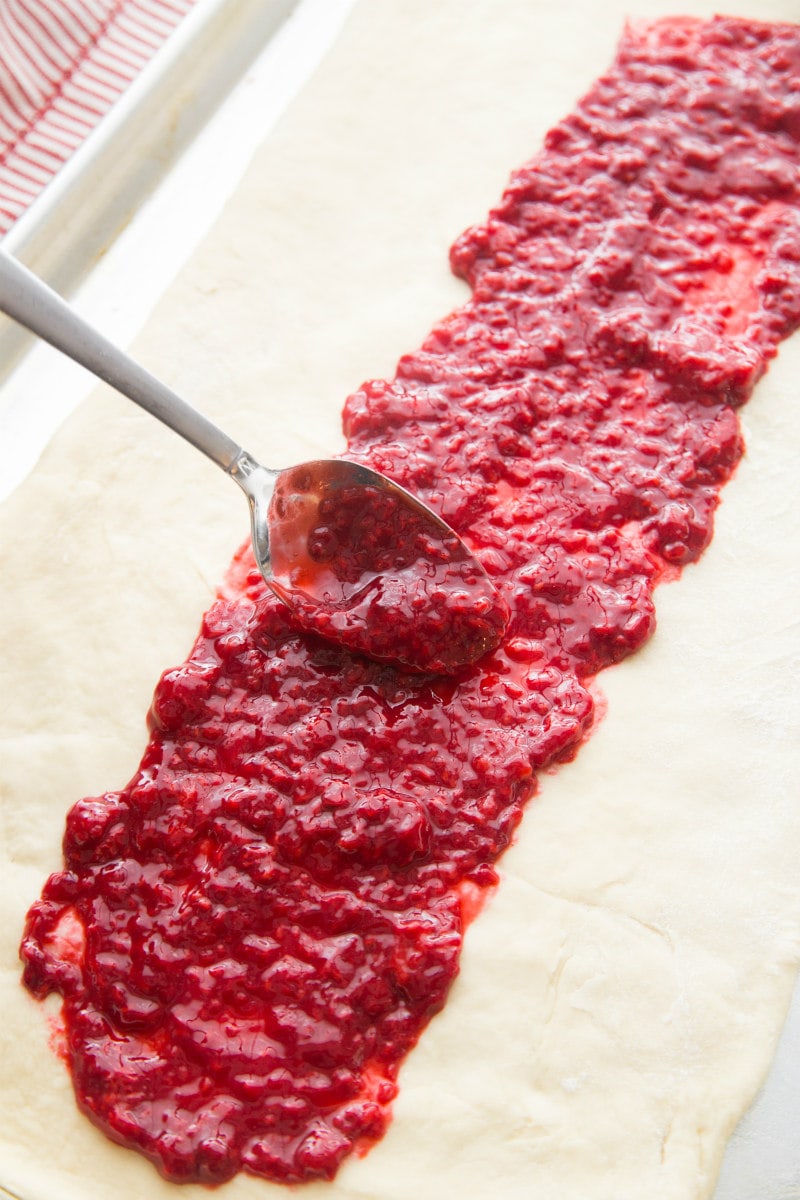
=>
[269,470,510,673]
[21,16,800,1187]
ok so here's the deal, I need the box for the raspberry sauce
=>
[267,463,510,674]
[20,16,800,1186]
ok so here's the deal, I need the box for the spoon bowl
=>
[0,249,508,673]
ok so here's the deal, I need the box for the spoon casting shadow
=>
[0,249,509,674]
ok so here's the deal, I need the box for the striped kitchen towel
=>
[0,0,197,234]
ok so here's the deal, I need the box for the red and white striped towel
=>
[0,0,196,234]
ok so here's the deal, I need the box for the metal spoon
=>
[0,249,508,673]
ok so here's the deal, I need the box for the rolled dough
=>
[1,1,798,1198]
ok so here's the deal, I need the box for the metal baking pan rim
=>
[0,0,299,380]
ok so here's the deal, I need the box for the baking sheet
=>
[0,0,302,383]
[0,0,356,501]
[0,2,798,1197]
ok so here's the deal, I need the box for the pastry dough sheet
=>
[1,1,799,1198]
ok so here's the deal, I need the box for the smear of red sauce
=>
[20,16,800,1186]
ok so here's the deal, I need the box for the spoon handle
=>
[0,248,242,473]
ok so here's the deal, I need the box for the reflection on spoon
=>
[0,250,508,672]
[265,460,509,673]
